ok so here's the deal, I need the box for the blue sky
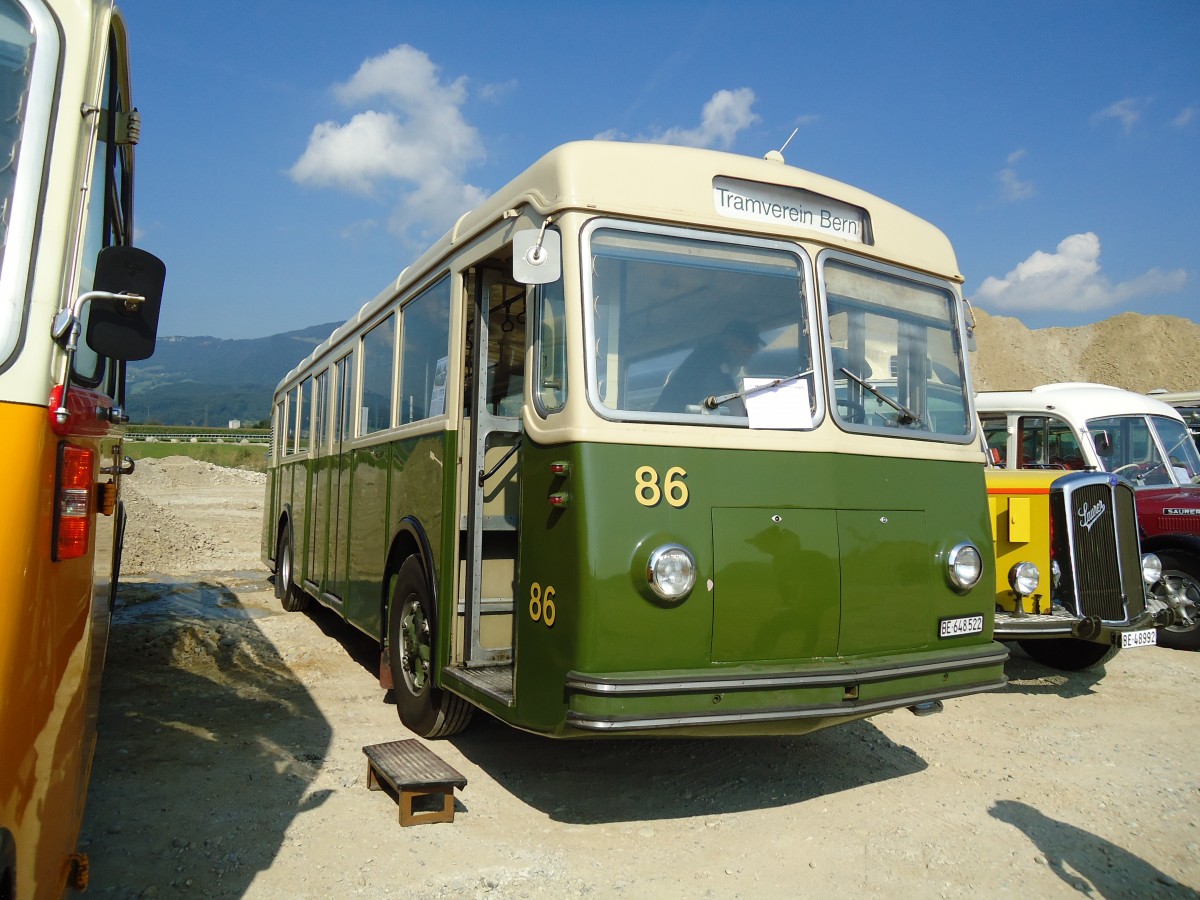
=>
[117,0,1199,340]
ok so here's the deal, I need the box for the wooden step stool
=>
[363,739,467,826]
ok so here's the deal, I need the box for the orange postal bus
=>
[0,2,164,896]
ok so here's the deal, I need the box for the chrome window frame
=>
[0,0,60,372]
[817,248,976,445]
[579,217,822,429]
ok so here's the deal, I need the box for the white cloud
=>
[1172,104,1198,128]
[975,232,1187,312]
[997,148,1034,202]
[597,88,760,149]
[478,79,518,103]
[289,45,486,239]
[1092,97,1146,134]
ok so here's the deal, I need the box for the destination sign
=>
[713,176,869,243]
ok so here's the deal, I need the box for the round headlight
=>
[1008,561,1040,597]
[646,544,696,602]
[946,542,983,591]
[1141,552,1162,586]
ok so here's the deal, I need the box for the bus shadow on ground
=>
[1000,643,1106,698]
[450,713,926,824]
[81,579,332,899]
[990,800,1196,897]
[300,599,382,678]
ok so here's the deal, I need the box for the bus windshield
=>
[823,257,970,438]
[584,223,818,426]
[1089,414,1200,485]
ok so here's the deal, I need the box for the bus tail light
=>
[54,443,95,560]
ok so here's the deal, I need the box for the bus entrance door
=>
[457,266,525,700]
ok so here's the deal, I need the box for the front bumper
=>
[994,605,1173,643]
[562,642,1008,736]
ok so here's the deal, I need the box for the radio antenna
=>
[764,127,799,163]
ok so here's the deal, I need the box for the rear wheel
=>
[388,556,473,738]
[275,522,308,612]
[1017,638,1120,671]
[1154,551,1200,651]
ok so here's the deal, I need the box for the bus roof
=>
[977,382,1186,423]
[278,141,962,392]
[1147,389,1200,404]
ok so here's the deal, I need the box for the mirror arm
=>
[52,290,146,425]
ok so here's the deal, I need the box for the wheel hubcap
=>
[399,597,431,694]
[1158,572,1200,633]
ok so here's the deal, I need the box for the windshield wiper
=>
[704,369,814,411]
[839,367,921,426]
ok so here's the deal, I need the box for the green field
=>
[125,441,269,472]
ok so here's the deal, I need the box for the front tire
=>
[1155,551,1200,651]
[275,522,308,612]
[388,556,473,738]
[1017,638,1120,671]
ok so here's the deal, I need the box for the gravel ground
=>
[79,457,1200,899]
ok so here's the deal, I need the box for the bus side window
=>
[399,276,451,425]
[1046,417,1084,469]
[1017,416,1045,467]
[536,277,567,413]
[313,370,328,453]
[273,399,285,458]
[361,314,395,434]
[336,352,355,442]
[979,414,1008,464]
[297,377,311,452]
[285,385,299,455]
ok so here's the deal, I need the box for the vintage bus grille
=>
[1050,475,1143,624]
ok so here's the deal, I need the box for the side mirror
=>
[512,227,561,285]
[989,447,1003,467]
[1092,430,1113,456]
[86,245,166,361]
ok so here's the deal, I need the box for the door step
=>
[446,664,515,706]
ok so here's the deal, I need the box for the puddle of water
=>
[116,578,276,625]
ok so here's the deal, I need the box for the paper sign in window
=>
[744,377,813,430]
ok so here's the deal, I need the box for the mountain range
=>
[127,310,1200,426]
[127,322,338,426]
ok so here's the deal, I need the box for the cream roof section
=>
[977,383,1187,425]
[1148,389,1200,405]
[277,140,963,391]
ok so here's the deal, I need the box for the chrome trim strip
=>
[565,645,1008,697]
[566,679,1008,732]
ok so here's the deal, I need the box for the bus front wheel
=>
[275,522,308,612]
[388,557,473,738]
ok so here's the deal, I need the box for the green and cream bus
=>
[263,141,1005,739]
